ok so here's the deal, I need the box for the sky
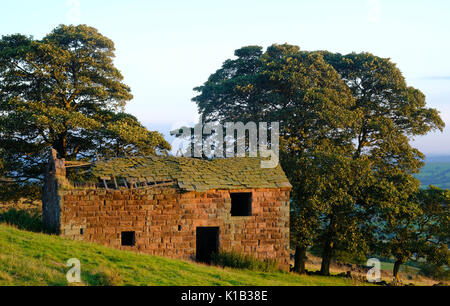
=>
[1,0,449,155]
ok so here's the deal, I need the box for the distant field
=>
[415,156,450,189]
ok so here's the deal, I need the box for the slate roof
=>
[92,156,292,192]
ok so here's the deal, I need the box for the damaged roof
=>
[92,156,292,192]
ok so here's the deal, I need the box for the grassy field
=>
[415,156,450,189]
[0,224,369,286]
[416,162,450,189]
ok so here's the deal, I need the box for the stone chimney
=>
[50,148,66,178]
[42,148,66,233]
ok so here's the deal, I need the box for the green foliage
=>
[193,44,358,251]
[373,186,450,278]
[310,246,367,265]
[418,262,449,280]
[211,251,278,272]
[0,183,41,202]
[192,44,445,275]
[0,208,53,234]
[0,25,170,200]
[335,250,367,266]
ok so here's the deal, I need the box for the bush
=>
[87,266,123,286]
[0,183,41,202]
[0,208,53,234]
[211,251,278,272]
[309,244,366,265]
[334,250,367,265]
[419,262,450,281]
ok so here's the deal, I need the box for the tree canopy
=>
[0,25,170,199]
[192,43,445,276]
[374,185,449,280]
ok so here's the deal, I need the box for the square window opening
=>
[230,192,252,216]
[121,231,136,246]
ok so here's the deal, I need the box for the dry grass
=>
[0,198,41,213]
[299,253,442,286]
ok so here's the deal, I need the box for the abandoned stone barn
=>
[42,150,291,270]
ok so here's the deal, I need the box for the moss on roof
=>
[92,156,291,192]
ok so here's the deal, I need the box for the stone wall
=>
[58,186,290,270]
[42,149,67,232]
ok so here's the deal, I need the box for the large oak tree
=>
[192,44,444,275]
[193,44,361,274]
[0,25,170,200]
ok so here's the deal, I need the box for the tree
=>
[0,25,170,198]
[192,45,445,276]
[319,52,445,275]
[320,51,443,169]
[374,186,450,281]
[290,152,375,274]
[193,44,360,274]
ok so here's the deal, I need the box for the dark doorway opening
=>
[196,227,219,263]
[230,192,252,216]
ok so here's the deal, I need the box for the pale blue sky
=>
[1,0,449,155]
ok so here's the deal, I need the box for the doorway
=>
[196,227,219,263]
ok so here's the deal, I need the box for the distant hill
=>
[415,156,450,189]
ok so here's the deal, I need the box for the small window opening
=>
[178,225,182,231]
[230,192,252,216]
[80,228,84,235]
[121,231,136,246]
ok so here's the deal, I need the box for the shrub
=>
[334,250,367,265]
[87,266,123,286]
[419,262,450,281]
[211,251,278,272]
[309,244,366,265]
[0,208,53,234]
[0,183,41,202]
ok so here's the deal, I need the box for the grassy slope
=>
[415,162,450,189]
[0,224,368,286]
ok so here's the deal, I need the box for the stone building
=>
[43,149,291,270]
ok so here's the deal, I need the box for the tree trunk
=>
[320,216,335,276]
[393,259,402,280]
[320,241,333,276]
[293,245,307,274]
[54,132,68,159]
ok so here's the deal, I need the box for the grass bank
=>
[0,224,368,286]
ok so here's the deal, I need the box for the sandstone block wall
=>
[57,186,290,270]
